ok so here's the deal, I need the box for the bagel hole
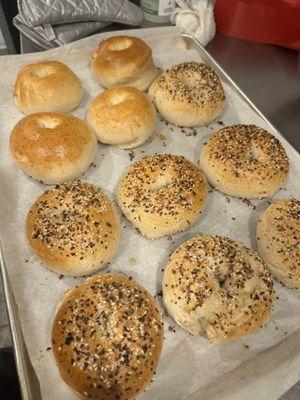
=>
[37,117,61,129]
[32,66,56,78]
[247,146,266,163]
[181,74,199,89]
[109,92,127,106]
[213,273,226,289]
[245,277,259,295]
[149,175,172,192]
[211,266,229,289]
[108,38,132,51]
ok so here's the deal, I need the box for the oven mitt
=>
[13,0,143,49]
[14,13,110,49]
[18,0,144,27]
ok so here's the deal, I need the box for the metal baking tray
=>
[0,31,297,400]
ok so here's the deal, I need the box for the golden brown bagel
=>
[91,35,157,91]
[148,61,225,127]
[52,273,164,399]
[14,61,83,114]
[87,86,156,149]
[117,154,208,239]
[163,234,274,343]
[26,181,120,276]
[9,112,97,184]
[199,125,289,199]
[257,199,300,289]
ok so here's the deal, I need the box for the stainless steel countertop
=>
[3,28,300,400]
[207,34,300,152]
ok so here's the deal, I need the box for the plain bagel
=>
[199,124,289,199]
[9,112,97,184]
[87,86,156,149]
[91,35,158,91]
[117,154,208,239]
[14,60,83,114]
[148,61,225,127]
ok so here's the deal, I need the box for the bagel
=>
[148,61,225,127]
[9,112,97,184]
[199,125,289,199]
[163,234,274,343]
[87,86,156,149]
[91,36,157,91]
[257,198,300,289]
[52,273,164,399]
[26,181,120,276]
[117,154,208,239]
[14,61,83,114]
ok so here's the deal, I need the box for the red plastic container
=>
[215,0,300,50]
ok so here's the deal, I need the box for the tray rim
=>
[1,28,299,400]
[182,33,299,157]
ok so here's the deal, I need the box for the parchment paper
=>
[0,27,300,400]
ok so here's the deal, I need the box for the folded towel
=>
[18,0,143,27]
[171,0,216,46]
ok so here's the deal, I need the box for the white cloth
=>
[171,0,216,46]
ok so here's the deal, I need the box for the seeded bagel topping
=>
[120,154,206,216]
[118,154,208,238]
[163,235,274,341]
[204,125,289,177]
[155,62,225,107]
[200,124,289,199]
[270,199,300,253]
[52,273,163,399]
[172,235,274,305]
[257,199,300,288]
[27,180,117,260]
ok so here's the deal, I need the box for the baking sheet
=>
[0,26,300,400]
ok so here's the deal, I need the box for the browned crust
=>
[26,181,120,276]
[52,273,164,399]
[9,112,96,184]
[10,113,94,165]
[87,86,156,148]
[14,61,83,114]
[92,36,153,87]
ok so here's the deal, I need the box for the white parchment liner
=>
[0,27,299,400]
